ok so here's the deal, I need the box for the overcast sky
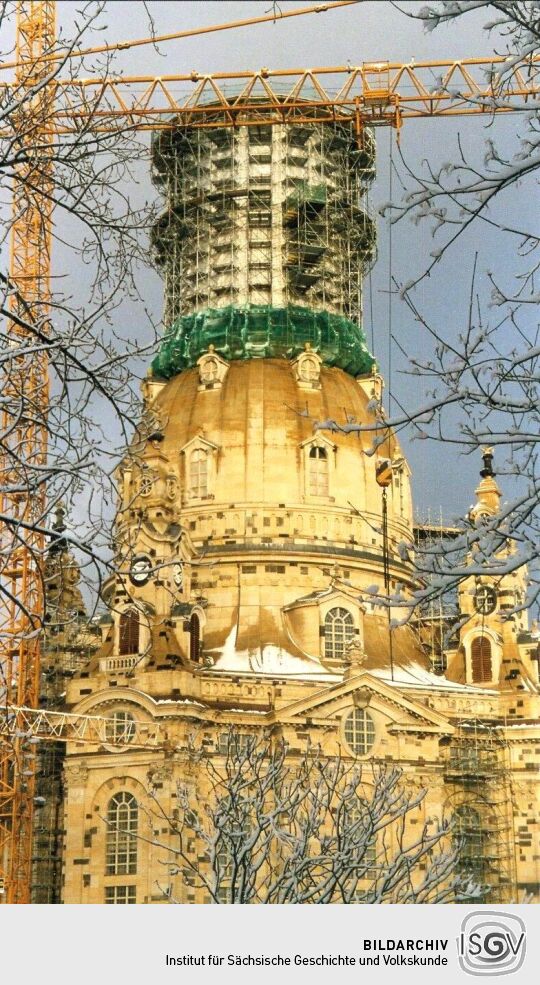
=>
[54,0,524,526]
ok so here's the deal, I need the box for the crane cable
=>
[388,126,394,417]
[1,1,360,71]
[385,129,396,681]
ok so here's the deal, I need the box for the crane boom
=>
[0,705,165,748]
[0,55,537,133]
[1,2,539,906]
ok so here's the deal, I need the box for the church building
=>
[40,114,539,904]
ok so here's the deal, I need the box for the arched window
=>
[454,805,485,874]
[190,448,208,498]
[324,607,354,661]
[190,612,201,663]
[309,445,329,496]
[106,792,138,875]
[471,636,492,683]
[343,797,377,899]
[215,801,250,903]
[119,610,139,656]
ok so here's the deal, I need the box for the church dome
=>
[149,357,413,559]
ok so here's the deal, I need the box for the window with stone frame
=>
[343,708,376,757]
[217,732,252,756]
[309,445,329,496]
[471,636,492,683]
[215,808,250,903]
[189,612,201,663]
[104,885,136,904]
[105,710,136,745]
[454,804,486,877]
[106,792,138,875]
[119,609,139,656]
[190,448,209,498]
[343,798,378,900]
[324,607,354,661]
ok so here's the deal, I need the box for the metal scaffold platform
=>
[443,721,517,903]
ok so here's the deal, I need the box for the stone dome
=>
[112,356,423,678]
[149,357,413,558]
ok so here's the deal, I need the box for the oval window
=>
[343,708,376,756]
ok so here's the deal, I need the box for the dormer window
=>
[197,346,229,390]
[180,436,219,502]
[204,358,218,382]
[291,344,322,390]
[301,436,335,500]
[309,446,328,496]
[462,627,500,686]
[190,449,208,498]
[324,607,354,661]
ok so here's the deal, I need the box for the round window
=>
[343,708,376,756]
[105,711,136,746]
[474,584,497,615]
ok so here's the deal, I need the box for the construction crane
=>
[0,703,167,898]
[0,705,165,748]
[0,0,56,906]
[0,0,538,905]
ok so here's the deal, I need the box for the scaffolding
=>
[150,111,376,378]
[30,521,99,903]
[412,512,462,674]
[443,722,517,903]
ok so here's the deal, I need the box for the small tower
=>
[32,505,98,904]
[468,447,501,524]
[42,504,96,699]
[445,451,539,694]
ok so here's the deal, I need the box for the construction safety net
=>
[151,304,375,380]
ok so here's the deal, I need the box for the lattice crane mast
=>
[0,0,538,906]
[0,0,56,906]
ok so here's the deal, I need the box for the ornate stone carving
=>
[291,343,322,390]
[166,473,178,500]
[346,637,367,672]
[64,762,89,787]
[197,345,229,390]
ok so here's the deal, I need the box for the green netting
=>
[151,304,375,380]
[284,182,327,210]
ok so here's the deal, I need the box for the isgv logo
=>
[457,911,526,977]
